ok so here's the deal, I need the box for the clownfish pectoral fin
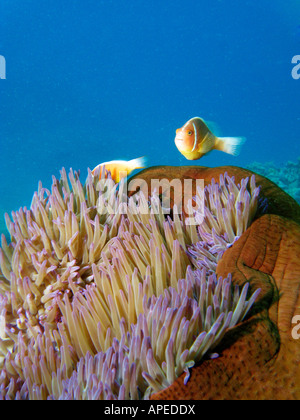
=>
[198,132,216,154]
[215,137,246,156]
[128,156,147,170]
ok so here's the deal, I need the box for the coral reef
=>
[247,157,300,204]
[0,167,261,400]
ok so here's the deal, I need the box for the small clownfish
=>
[91,156,147,183]
[175,117,246,160]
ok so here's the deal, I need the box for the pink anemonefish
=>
[91,156,147,183]
[175,117,246,160]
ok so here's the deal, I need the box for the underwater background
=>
[0,0,299,231]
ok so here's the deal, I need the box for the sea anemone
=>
[0,167,260,400]
[188,173,260,273]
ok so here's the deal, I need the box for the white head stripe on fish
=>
[191,121,198,151]
[182,119,191,130]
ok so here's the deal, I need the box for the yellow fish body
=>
[175,116,246,160]
[92,156,146,183]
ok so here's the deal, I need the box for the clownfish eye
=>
[187,130,193,136]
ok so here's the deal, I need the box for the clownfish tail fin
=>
[215,137,246,156]
[128,156,147,169]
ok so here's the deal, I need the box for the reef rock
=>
[247,157,300,204]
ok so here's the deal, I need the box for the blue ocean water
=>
[0,0,299,229]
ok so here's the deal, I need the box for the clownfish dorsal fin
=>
[204,119,222,137]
